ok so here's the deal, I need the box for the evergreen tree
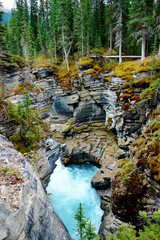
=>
[107,209,160,240]
[49,0,58,63]
[74,203,100,240]
[92,0,106,49]
[9,9,21,55]
[83,221,98,240]
[0,1,5,50]
[74,203,87,239]
[84,0,93,56]
[21,0,30,60]
[106,0,114,51]
[73,0,85,57]
[113,0,124,63]
[57,0,73,71]
[6,0,158,61]
[129,0,154,62]
[30,0,38,38]
[155,0,160,55]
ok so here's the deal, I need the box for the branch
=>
[57,41,73,75]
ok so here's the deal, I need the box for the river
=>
[46,158,103,239]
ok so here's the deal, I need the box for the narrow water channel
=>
[46,158,103,240]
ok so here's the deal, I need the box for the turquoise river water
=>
[46,158,103,239]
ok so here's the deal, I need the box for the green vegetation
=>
[121,161,136,184]
[8,89,41,152]
[4,89,50,153]
[74,203,100,240]
[0,165,24,184]
[23,150,40,165]
[107,209,160,240]
[0,0,160,66]
[141,77,160,100]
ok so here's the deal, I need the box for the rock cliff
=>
[0,56,160,239]
[0,134,72,240]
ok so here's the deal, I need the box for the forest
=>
[0,0,160,67]
[0,1,160,240]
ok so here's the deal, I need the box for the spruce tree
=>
[155,0,160,55]
[49,0,58,63]
[74,203,87,239]
[73,0,85,57]
[113,0,124,63]
[30,0,38,52]
[0,2,5,50]
[84,0,93,56]
[57,0,73,71]
[129,0,154,62]
[106,0,114,51]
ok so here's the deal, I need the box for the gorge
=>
[0,52,160,239]
[47,158,103,239]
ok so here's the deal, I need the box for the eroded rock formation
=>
[0,57,160,239]
[0,134,72,240]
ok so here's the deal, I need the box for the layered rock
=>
[111,109,160,227]
[1,58,160,239]
[0,134,72,240]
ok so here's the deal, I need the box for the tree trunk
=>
[119,30,122,64]
[141,35,145,62]
[119,7,122,64]
[54,32,57,64]
[158,42,160,56]
[109,24,113,52]
[82,29,84,58]
[58,43,72,75]
[62,24,70,72]
[81,8,84,58]
[109,0,113,51]
[87,30,89,56]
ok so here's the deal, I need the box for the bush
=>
[8,89,41,152]
[107,209,160,240]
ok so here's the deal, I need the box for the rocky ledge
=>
[0,134,72,240]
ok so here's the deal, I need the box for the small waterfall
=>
[47,159,103,240]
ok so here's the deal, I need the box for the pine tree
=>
[9,9,21,55]
[0,1,6,50]
[73,0,85,57]
[74,203,87,239]
[107,0,114,51]
[84,0,93,56]
[30,0,38,40]
[49,0,58,63]
[21,0,30,60]
[155,0,160,55]
[129,0,154,62]
[57,0,73,72]
[83,221,98,240]
[92,0,106,50]
[113,0,123,63]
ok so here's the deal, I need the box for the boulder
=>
[91,168,112,189]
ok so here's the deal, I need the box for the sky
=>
[1,0,15,10]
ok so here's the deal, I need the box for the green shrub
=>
[107,209,160,240]
[8,89,41,152]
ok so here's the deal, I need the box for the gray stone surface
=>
[0,135,72,240]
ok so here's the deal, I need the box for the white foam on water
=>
[47,159,103,239]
